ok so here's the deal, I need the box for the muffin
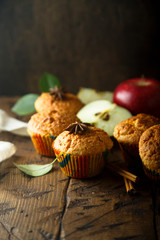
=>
[34,86,84,114]
[27,110,80,157]
[52,122,113,178]
[113,113,160,170]
[139,124,160,180]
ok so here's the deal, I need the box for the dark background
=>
[0,0,160,96]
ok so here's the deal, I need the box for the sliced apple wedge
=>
[77,88,113,104]
[77,100,132,136]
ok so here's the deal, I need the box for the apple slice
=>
[77,100,132,136]
[77,88,113,104]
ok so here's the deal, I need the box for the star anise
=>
[65,122,91,134]
[49,86,67,100]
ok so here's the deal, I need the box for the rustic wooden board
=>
[0,131,70,240]
[0,97,69,239]
[61,150,155,240]
[0,97,159,240]
[152,183,160,240]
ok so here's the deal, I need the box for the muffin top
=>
[34,88,84,114]
[27,110,80,136]
[113,113,160,147]
[139,124,160,173]
[53,123,113,155]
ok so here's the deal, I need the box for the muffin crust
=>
[28,110,80,136]
[53,126,113,155]
[113,113,160,152]
[139,124,160,173]
[34,92,84,114]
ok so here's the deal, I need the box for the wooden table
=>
[0,97,159,240]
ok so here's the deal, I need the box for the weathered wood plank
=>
[152,183,160,240]
[61,148,156,240]
[0,131,69,240]
[0,97,69,239]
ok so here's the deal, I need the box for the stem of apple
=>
[131,78,151,86]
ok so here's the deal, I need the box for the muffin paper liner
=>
[120,142,160,180]
[28,130,55,157]
[55,150,108,178]
[119,143,141,166]
[143,165,160,181]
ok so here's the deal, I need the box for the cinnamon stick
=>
[124,177,136,195]
[107,163,138,183]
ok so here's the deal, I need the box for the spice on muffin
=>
[49,86,67,100]
[34,87,84,114]
[65,122,91,134]
[52,124,113,178]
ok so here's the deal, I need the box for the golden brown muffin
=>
[34,87,84,114]
[53,122,113,178]
[113,113,160,169]
[27,110,80,157]
[139,124,160,180]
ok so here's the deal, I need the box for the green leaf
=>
[39,73,61,92]
[14,158,57,177]
[11,94,39,116]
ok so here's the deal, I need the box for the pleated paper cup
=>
[119,143,143,173]
[28,130,55,157]
[143,165,160,181]
[54,150,108,178]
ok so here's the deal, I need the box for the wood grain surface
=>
[0,97,159,240]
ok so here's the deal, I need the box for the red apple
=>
[113,77,160,118]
